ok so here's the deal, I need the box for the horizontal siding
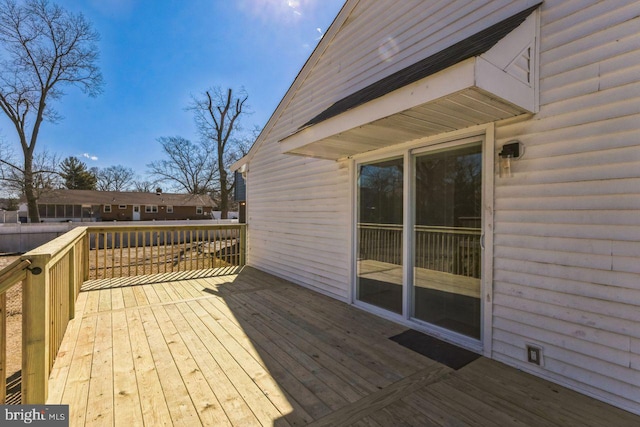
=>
[245,0,640,415]
[273,0,541,141]
[493,0,640,413]
[246,132,351,299]
[492,337,640,411]
[246,0,545,299]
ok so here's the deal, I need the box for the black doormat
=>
[390,329,480,370]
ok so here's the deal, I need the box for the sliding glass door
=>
[412,143,482,339]
[355,138,485,342]
[356,157,403,314]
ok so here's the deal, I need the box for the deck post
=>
[240,224,246,267]
[68,244,76,320]
[22,254,51,404]
[83,232,90,281]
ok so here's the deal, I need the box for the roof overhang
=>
[280,6,540,160]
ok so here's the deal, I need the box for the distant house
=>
[233,0,640,416]
[32,189,216,222]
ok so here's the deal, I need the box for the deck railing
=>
[86,224,245,280]
[358,223,481,278]
[0,258,31,404]
[0,223,246,404]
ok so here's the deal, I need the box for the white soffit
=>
[280,12,538,160]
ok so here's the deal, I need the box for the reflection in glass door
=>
[413,143,482,339]
[357,158,403,314]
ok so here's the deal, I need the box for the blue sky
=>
[0,0,344,179]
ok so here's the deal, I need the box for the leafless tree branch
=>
[0,0,102,221]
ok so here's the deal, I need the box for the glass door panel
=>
[357,158,403,314]
[413,143,482,338]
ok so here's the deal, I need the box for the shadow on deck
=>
[47,267,640,426]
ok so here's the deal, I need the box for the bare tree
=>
[0,0,102,221]
[96,165,135,191]
[190,87,251,219]
[147,136,217,194]
[0,144,60,197]
[131,179,155,193]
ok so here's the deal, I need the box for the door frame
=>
[132,205,141,221]
[349,124,495,356]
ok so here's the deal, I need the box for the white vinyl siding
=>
[492,0,640,413]
[244,0,640,415]
[247,142,351,299]
[246,0,541,299]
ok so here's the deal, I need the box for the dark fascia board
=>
[301,3,542,129]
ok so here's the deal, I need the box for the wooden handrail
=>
[15,222,246,403]
[0,259,31,294]
[20,227,87,404]
[358,222,481,234]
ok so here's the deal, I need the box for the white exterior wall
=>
[244,0,640,414]
[246,0,541,299]
[492,0,640,413]
[246,148,351,299]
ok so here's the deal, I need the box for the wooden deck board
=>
[47,291,87,404]
[110,287,125,311]
[47,267,640,426]
[457,357,637,427]
[181,299,294,425]
[261,288,430,376]
[443,375,558,426]
[97,289,112,313]
[111,310,144,427]
[142,283,161,305]
[150,304,231,426]
[125,308,173,426]
[59,312,98,426]
[376,399,440,427]
[137,306,203,426]
[230,291,383,398]
[267,278,408,339]
[85,312,114,425]
[307,365,452,427]
[151,282,172,304]
[165,303,263,426]
[131,286,149,307]
[197,296,336,419]
[121,286,138,309]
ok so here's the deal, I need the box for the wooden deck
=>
[47,267,640,426]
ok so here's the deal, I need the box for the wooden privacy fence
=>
[359,223,481,278]
[0,223,246,404]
